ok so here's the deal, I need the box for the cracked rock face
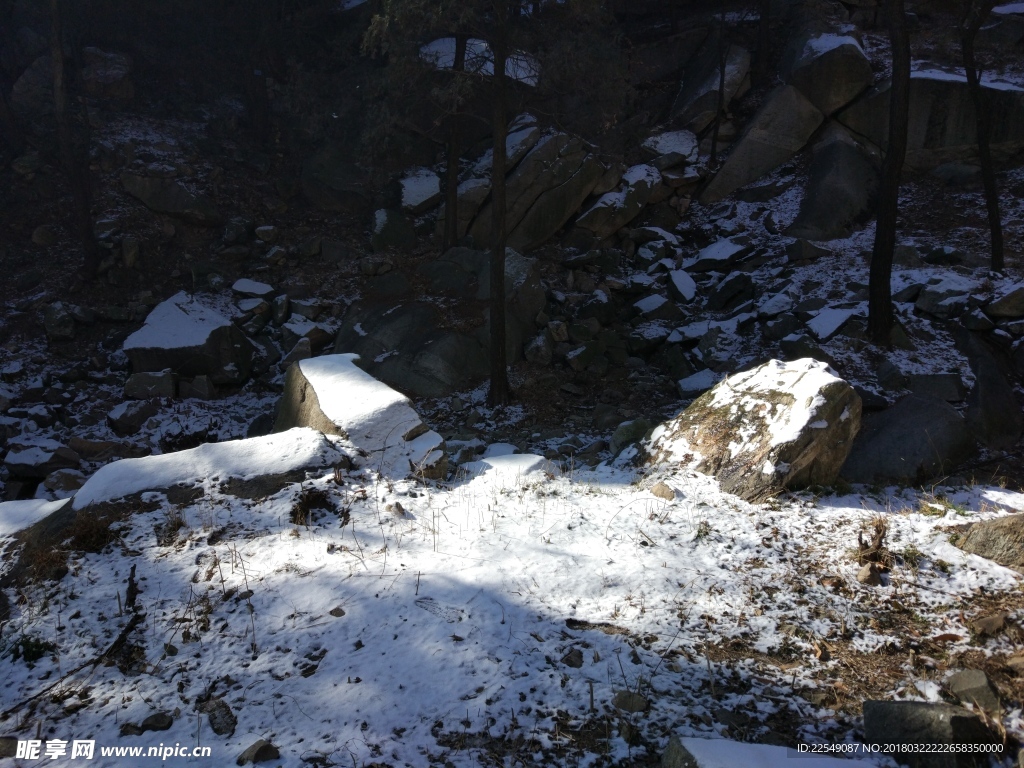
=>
[644,358,862,501]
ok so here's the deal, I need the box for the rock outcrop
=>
[274,355,447,479]
[644,359,862,501]
[123,292,255,385]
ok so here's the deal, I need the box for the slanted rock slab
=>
[275,355,447,479]
[645,359,862,501]
[956,513,1024,573]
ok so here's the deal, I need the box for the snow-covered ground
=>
[2,441,1022,766]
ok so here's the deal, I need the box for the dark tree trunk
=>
[442,34,468,252]
[709,20,729,165]
[0,88,21,157]
[868,0,910,344]
[50,0,98,279]
[961,1,1004,272]
[755,0,771,85]
[488,4,510,407]
[247,0,274,145]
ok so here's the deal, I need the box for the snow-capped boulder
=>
[123,292,255,385]
[576,164,662,238]
[400,168,442,214]
[644,359,862,501]
[72,427,346,510]
[275,355,448,479]
[3,437,81,479]
[781,30,873,116]
[701,86,825,204]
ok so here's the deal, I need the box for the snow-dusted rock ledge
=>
[274,354,447,479]
[644,358,862,501]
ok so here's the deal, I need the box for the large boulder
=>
[672,37,751,133]
[300,143,370,213]
[333,301,489,398]
[10,55,52,118]
[862,700,1000,768]
[575,164,662,238]
[700,86,824,204]
[837,70,1024,169]
[3,437,80,479]
[786,123,880,240]
[72,428,347,510]
[781,30,873,116]
[80,47,134,100]
[469,134,591,247]
[663,735,856,768]
[840,394,976,484]
[123,292,255,385]
[954,329,1024,450]
[956,514,1024,573]
[435,178,491,240]
[121,174,221,225]
[507,154,604,251]
[274,355,447,479]
[644,359,862,501]
[627,27,707,86]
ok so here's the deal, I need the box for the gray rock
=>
[962,309,995,331]
[686,237,751,273]
[763,313,802,341]
[787,124,879,241]
[524,333,553,366]
[237,739,280,765]
[274,355,447,479]
[840,395,976,484]
[628,27,707,86]
[300,143,369,213]
[915,277,980,320]
[707,273,754,311]
[947,669,1001,714]
[956,330,1024,450]
[198,697,236,737]
[121,173,221,225]
[857,562,882,586]
[576,164,662,239]
[4,438,81,479]
[80,47,133,100]
[44,303,76,341]
[701,86,824,204]
[140,712,173,732]
[610,419,653,457]
[672,37,750,133]
[179,375,215,400]
[611,690,649,713]
[838,72,1024,169]
[255,225,278,242]
[647,359,862,501]
[124,292,255,385]
[781,29,873,116]
[281,338,313,367]
[786,238,833,262]
[370,209,416,253]
[957,513,1024,574]
[470,134,589,247]
[508,155,604,251]
[986,284,1024,319]
[862,700,999,768]
[907,374,966,403]
[125,371,177,399]
[779,334,835,366]
[108,400,159,436]
[10,55,53,117]
[0,386,15,413]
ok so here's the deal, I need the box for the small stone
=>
[255,225,279,243]
[329,606,346,618]
[199,697,236,736]
[612,690,649,713]
[971,612,1007,637]
[236,739,280,765]
[857,562,882,586]
[1007,655,1024,674]
[140,712,174,732]
[561,648,584,668]
[650,482,675,501]
[32,224,59,246]
[947,669,1001,714]
[125,370,177,399]
[44,302,76,341]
